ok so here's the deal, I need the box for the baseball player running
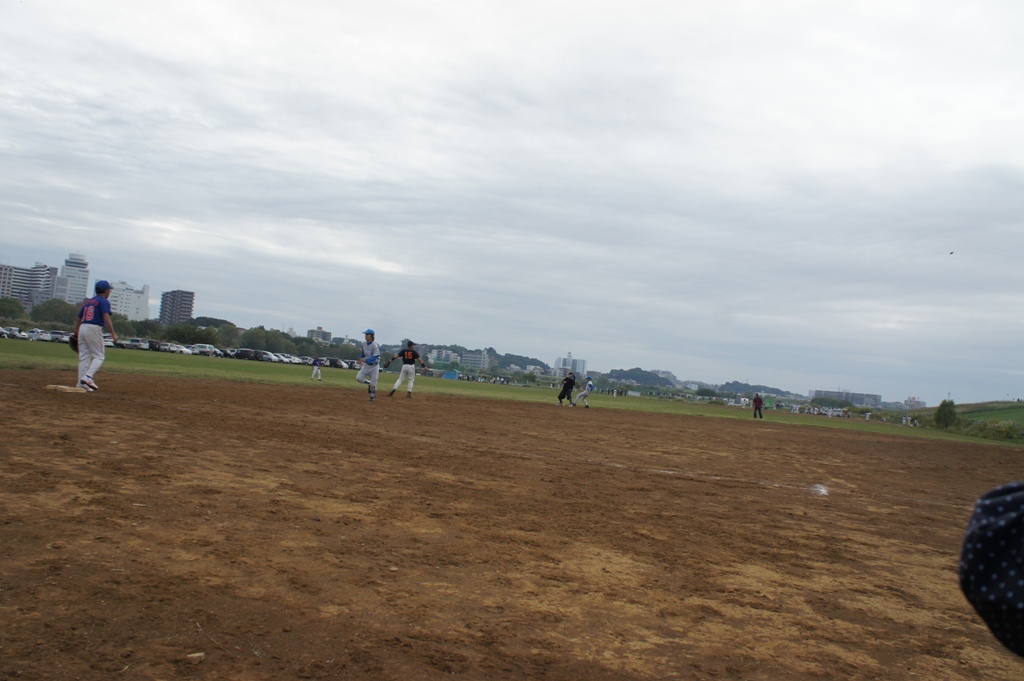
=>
[572,375,594,408]
[557,372,576,406]
[73,280,118,391]
[355,328,381,400]
[385,340,428,398]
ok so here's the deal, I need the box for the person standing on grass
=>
[385,340,428,398]
[355,328,381,401]
[557,371,576,406]
[311,356,322,381]
[572,375,595,408]
[73,280,117,392]
[752,393,764,419]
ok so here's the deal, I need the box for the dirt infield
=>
[2,369,1023,680]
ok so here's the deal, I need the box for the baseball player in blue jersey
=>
[355,328,381,400]
[73,280,118,391]
[310,356,322,381]
[572,375,594,408]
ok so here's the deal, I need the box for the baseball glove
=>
[384,361,391,369]
[68,333,79,353]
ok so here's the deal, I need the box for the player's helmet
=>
[586,376,592,380]
[407,340,415,348]
[95,280,112,293]
[363,328,375,336]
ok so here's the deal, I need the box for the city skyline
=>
[3,2,1022,406]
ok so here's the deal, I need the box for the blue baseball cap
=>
[363,328,375,336]
[95,280,112,292]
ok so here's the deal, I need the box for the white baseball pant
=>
[78,324,106,383]
[392,365,416,393]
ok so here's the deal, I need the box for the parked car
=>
[121,337,148,350]
[48,330,69,342]
[103,334,115,348]
[192,343,216,356]
[28,328,52,341]
[0,328,9,339]
[257,350,279,362]
[147,339,162,351]
[233,348,257,360]
[4,327,28,339]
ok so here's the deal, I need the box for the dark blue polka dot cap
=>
[960,481,1024,657]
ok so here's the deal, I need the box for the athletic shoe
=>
[584,405,589,409]
[388,389,396,397]
[81,375,99,391]
[571,402,576,407]
[406,392,412,398]
[77,381,95,392]
[370,388,376,401]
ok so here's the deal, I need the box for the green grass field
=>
[956,402,1024,423]
[2,338,1017,446]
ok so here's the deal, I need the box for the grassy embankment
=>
[2,338,1018,446]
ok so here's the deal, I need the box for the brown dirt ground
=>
[2,369,1023,680]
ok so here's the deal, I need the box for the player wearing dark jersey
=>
[557,372,576,406]
[386,340,428,397]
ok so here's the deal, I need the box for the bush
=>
[934,399,959,429]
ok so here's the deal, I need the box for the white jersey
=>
[360,340,381,365]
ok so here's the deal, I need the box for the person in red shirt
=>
[752,393,764,419]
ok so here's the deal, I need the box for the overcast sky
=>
[2,1,1022,405]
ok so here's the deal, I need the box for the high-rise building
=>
[54,253,89,304]
[554,352,586,377]
[461,350,493,370]
[159,290,195,325]
[108,281,151,321]
[0,262,57,311]
[307,326,332,343]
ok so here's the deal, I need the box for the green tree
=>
[29,299,78,325]
[216,323,240,347]
[135,319,164,339]
[164,324,218,345]
[0,297,25,319]
[110,313,136,338]
[263,330,296,354]
[241,326,268,350]
[935,399,959,429]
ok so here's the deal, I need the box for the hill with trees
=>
[605,368,675,387]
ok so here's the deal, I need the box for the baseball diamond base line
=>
[46,384,89,393]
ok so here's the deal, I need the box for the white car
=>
[28,328,52,341]
[103,334,115,348]
[5,327,28,339]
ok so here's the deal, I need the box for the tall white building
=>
[554,351,586,377]
[108,281,151,321]
[0,262,57,311]
[54,253,89,304]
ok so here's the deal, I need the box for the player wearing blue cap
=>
[572,375,594,408]
[355,328,381,400]
[73,280,118,391]
[310,356,322,381]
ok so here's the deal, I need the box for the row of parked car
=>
[226,348,356,368]
[1,327,72,342]
[1,328,360,368]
